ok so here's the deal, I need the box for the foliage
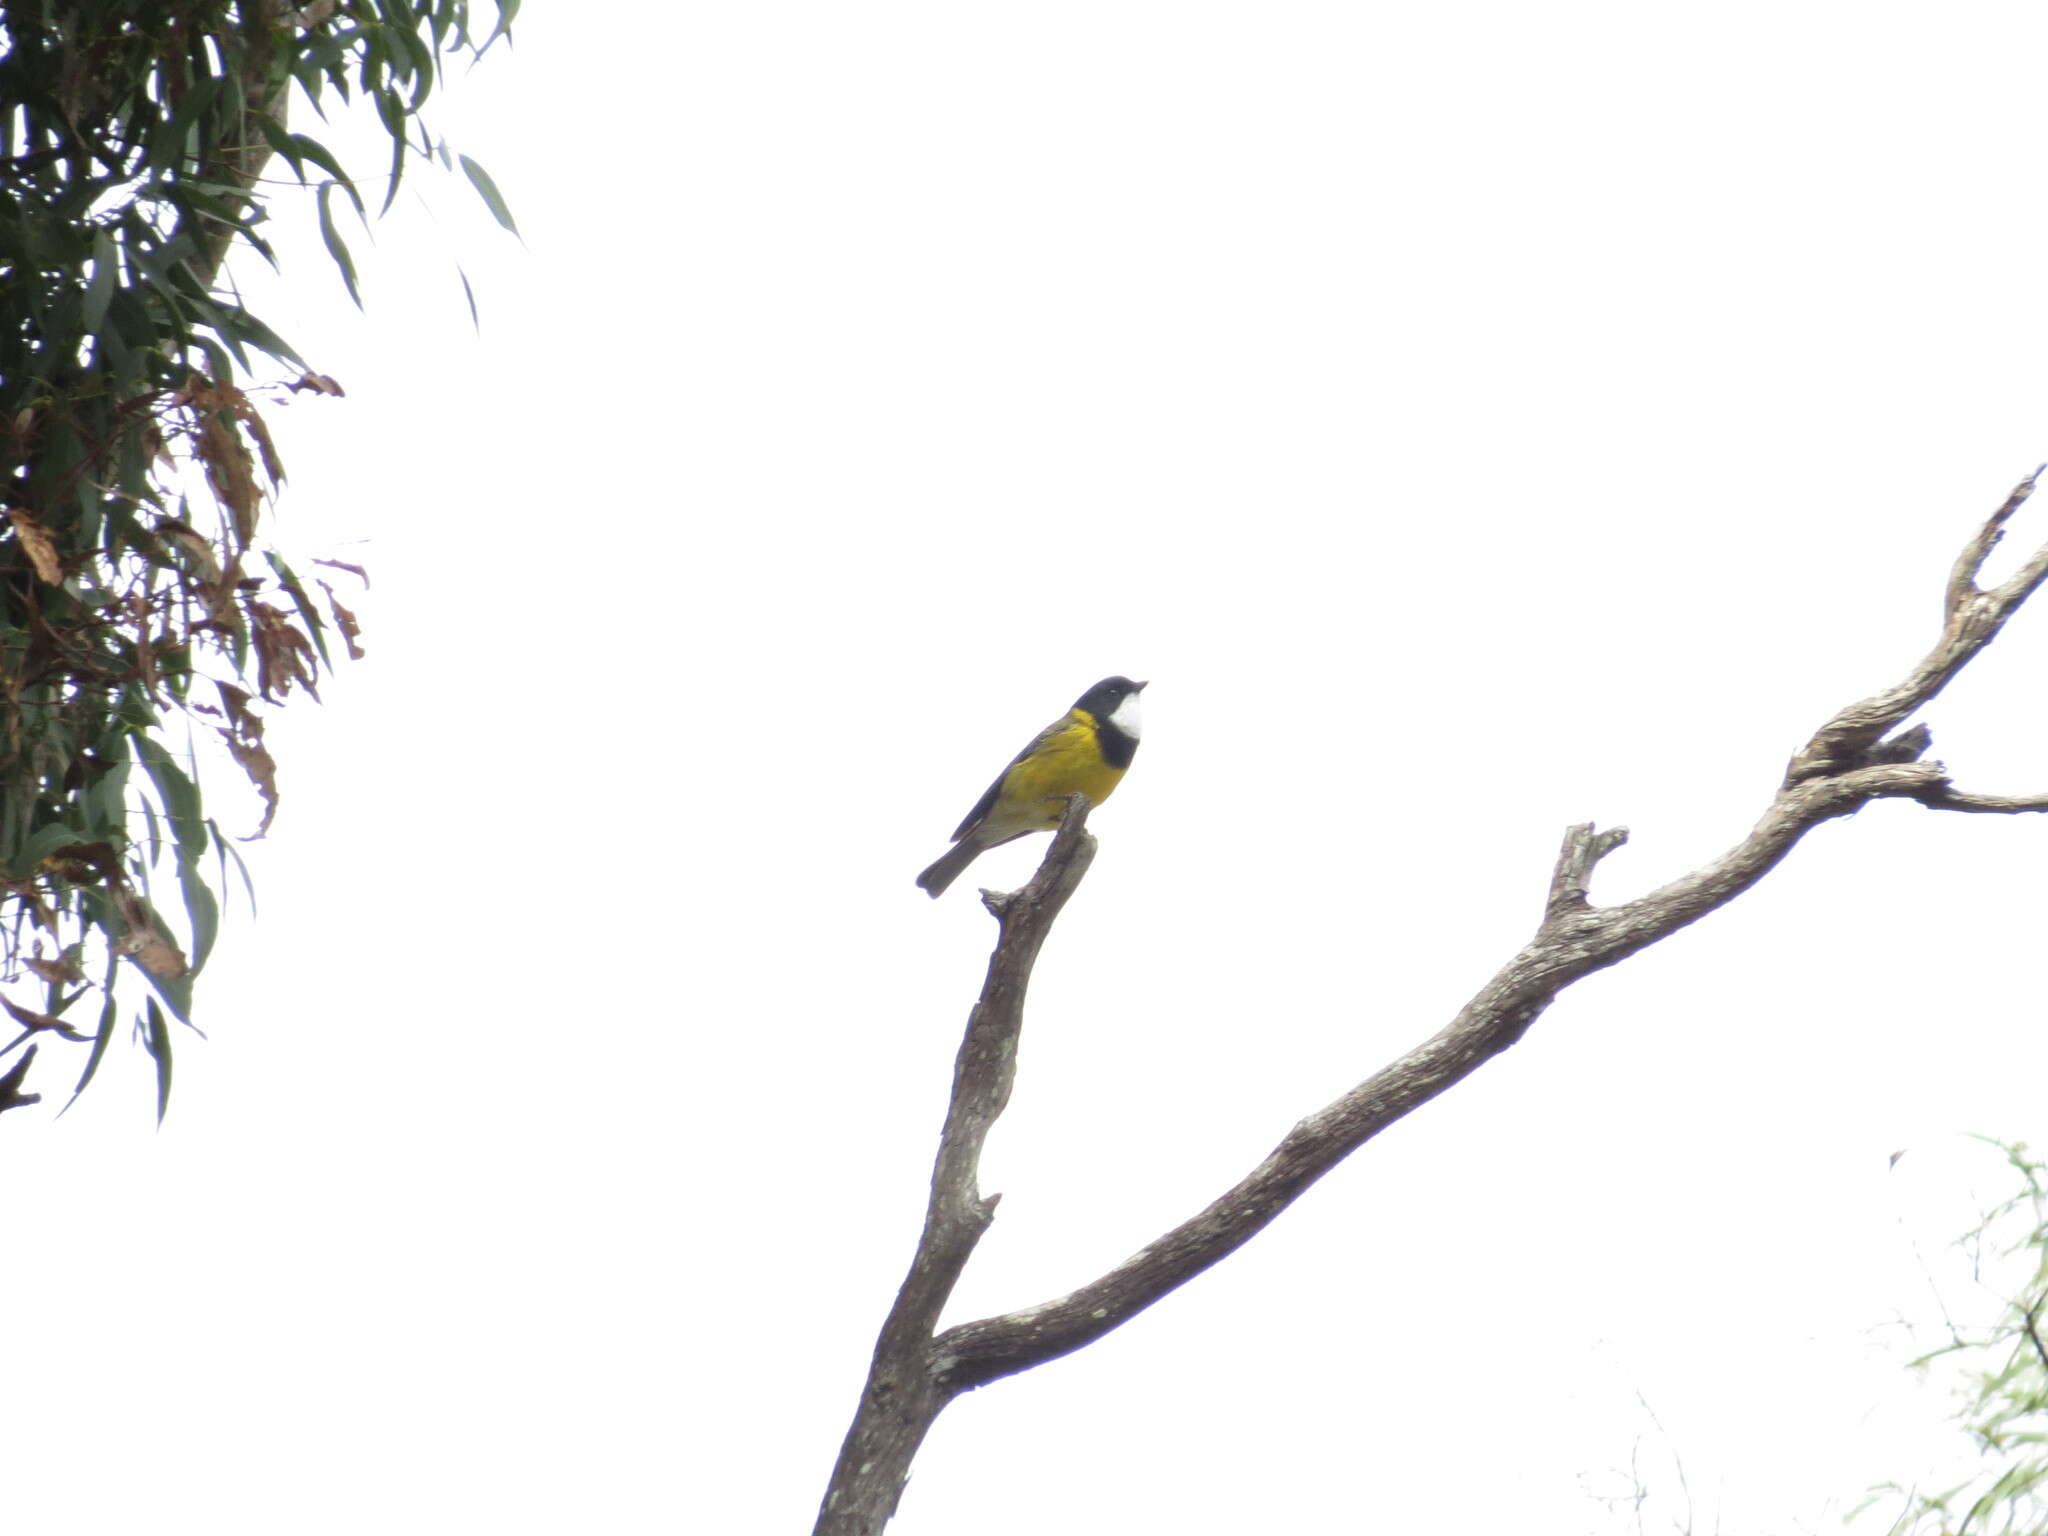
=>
[0,0,514,1117]
[1866,1141,2048,1536]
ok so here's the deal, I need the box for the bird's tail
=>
[915,839,985,899]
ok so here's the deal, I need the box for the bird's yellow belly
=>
[989,724,1126,835]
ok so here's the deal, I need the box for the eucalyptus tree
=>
[0,0,514,1116]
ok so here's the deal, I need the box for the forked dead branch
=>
[815,470,2048,1536]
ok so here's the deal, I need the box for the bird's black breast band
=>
[1094,714,1138,770]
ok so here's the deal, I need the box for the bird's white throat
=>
[1107,691,1142,740]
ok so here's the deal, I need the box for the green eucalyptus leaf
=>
[316,182,365,309]
[147,72,223,173]
[265,553,335,672]
[142,999,172,1121]
[488,0,522,47]
[292,133,365,216]
[132,736,205,856]
[211,826,258,917]
[176,851,220,974]
[62,960,123,1110]
[82,228,118,333]
[458,153,519,235]
[256,113,308,179]
[208,301,305,369]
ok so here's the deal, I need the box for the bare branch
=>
[930,759,1953,1393]
[814,797,1096,1536]
[820,472,2048,1529]
[1912,786,2048,814]
[933,484,2048,1390]
[1788,468,2048,785]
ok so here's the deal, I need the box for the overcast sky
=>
[14,3,2048,1532]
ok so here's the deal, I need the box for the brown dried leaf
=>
[312,557,370,587]
[0,994,89,1042]
[287,372,346,397]
[42,842,118,883]
[191,381,262,547]
[319,583,365,660]
[3,874,59,935]
[216,680,257,733]
[216,681,279,838]
[7,506,64,584]
[223,735,278,839]
[22,947,84,986]
[50,843,117,876]
[240,405,286,486]
[154,517,223,582]
[248,601,319,702]
[113,890,188,981]
[118,928,187,980]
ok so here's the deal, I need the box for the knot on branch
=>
[1787,721,1936,784]
[1860,723,1934,768]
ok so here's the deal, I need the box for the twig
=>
[1911,787,2048,814]
[0,1043,40,1115]
[1547,822,1630,918]
[2022,1299,2048,1374]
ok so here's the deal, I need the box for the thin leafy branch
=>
[0,0,517,1117]
[1862,1142,2048,1536]
[819,471,2048,1534]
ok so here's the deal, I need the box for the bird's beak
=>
[1134,679,1149,691]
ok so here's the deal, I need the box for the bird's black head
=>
[1074,676,1147,743]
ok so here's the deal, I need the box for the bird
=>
[916,676,1148,898]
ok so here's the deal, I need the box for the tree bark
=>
[813,798,1097,1536]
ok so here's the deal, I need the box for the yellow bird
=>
[916,676,1147,898]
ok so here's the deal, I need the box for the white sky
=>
[15,3,2048,1532]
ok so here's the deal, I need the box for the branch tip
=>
[1913,784,2048,815]
[1950,466,2045,611]
[1545,822,1629,918]
[1051,792,1093,845]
